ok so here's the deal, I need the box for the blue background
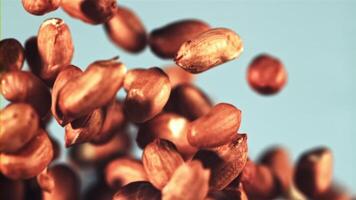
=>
[1,0,356,194]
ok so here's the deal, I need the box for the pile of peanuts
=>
[0,0,353,200]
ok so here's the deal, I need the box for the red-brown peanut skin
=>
[124,67,171,123]
[113,181,161,200]
[149,19,210,59]
[294,147,333,199]
[194,134,248,190]
[91,99,127,144]
[240,160,279,200]
[0,129,53,180]
[58,58,126,122]
[0,103,40,153]
[37,165,80,200]
[65,108,104,147]
[61,0,116,25]
[247,54,287,95]
[142,139,184,189]
[51,65,83,126]
[22,0,61,15]
[136,113,197,158]
[105,6,147,53]
[0,38,24,72]
[164,83,212,121]
[105,158,147,189]
[188,103,241,148]
[0,71,51,118]
[162,161,210,200]
[69,132,131,167]
[37,18,74,83]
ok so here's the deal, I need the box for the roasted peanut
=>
[149,19,210,59]
[113,181,161,200]
[175,28,243,73]
[206,184,248,200]
[295,147,333,198]
[105,158,147,189]
[247,54,287,95]
[0,103,39,153]
[188,103,241,147]
[0,38,24,72]
[58,58,126,122]
[124,67,171,123]
[162,161,210,200]
[105,6,147,53]
[259,146,305,200]
[65,108,104,147]
[193,134,248,190]
[61,0,116,24]
[69,131,131,166]
[51,65,83,126]
[163,64,195,87]
[136,113,197,158]
[22,0,60,15]
[165,83,212,121]
[92,99,127,144]
[0,129,53,180]
[0,71,51,118]
[37,164,80,200]
[142,139,184,189]
[240,160,279,200]
[37,18,74,83]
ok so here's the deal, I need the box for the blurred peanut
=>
[295,147,333,198]
[0,174,25,200]
[37,164,80,200]
[105,158,147,189]
[165,83,212,121]
[22,0,60,15]
[0,103,39,153]
[0,129,53,180]
[113,181,161,200]
[136,113,197,158]
[61,0,116,24]
[247,54,287,95]
[0,71,51,118]
[0,38,24,72]
[149,19,210,59]
[105,6,147,53]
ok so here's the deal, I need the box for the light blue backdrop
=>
[1,0,355,193]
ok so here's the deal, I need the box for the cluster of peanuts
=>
[0,0,353,200]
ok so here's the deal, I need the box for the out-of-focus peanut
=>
[0,38,24,72]
[113,181,161,200]
[0,129,53,180]
[104,6,147,53]
[0,103,39,153]
[149,19,210,59]
[22,0,60,15]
